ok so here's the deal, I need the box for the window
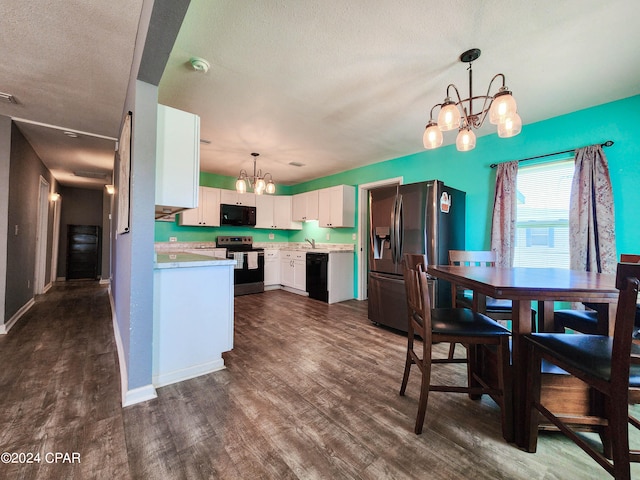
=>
[513,159,574,268]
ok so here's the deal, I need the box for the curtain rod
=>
[489,140,614,169]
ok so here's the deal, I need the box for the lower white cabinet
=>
[264,249,280,288]
[280,250,306,291]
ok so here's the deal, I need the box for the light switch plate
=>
[326,233,330,240]
[169,236,177,242]
[269,233,274,240]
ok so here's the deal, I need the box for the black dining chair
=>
[448,250,537,358]
[400,253,513,439]
[553,254,640,336]
[523,262,640,480]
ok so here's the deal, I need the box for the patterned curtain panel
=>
[569,145,616,274]
[490,161,519,268]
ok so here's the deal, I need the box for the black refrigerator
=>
[367,180,465,332]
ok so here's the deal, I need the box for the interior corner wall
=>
[112,79,157,393]
[0,116,10,328]
[57,186,105,279]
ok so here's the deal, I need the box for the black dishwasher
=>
[306,252,328,302]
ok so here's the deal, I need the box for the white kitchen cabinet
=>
[256,195,302,230]
[327,252,354,303]
[264,249,280,288]
[280,250,306,291]
[155,104,200,218]
[220,189,256,206]
[292,190,319,221]
[318,185,355,228]
[178,186,221,226]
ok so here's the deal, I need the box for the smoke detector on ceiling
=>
[190,57,210,73]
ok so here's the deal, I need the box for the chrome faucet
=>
[305,238,316,249]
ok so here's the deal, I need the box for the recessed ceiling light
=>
[289,161,305,167]
[63,131,79,138]
[0,92,16,103]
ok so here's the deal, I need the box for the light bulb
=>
[266,181,275,194]
[236,177,247,194]
[490,91,517,125]
[423,123,443,149]
[456,128,476,152]
[255,177,266,194]
[497,113,522,138]
[437,100,461,131]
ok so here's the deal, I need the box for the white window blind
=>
[513,159,574,269]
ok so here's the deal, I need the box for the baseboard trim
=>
[123,384,157,407]
[108,286,157,407]
[1,298,35,334]
[153,358,225,388]
[282,286,309,297]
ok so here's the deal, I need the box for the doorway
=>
[34,176,49,294]
[66,225,101,280]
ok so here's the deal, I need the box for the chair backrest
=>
[402,253,431,333]
[621,254,640,264]
[449,250,496,267]
[611,263,640,391]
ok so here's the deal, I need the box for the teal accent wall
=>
[156,95,640,292]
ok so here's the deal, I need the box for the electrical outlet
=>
[169,236,177,242]
[268,233,274,240]
[352,233,356,240]
[14,224,19,235]
[326,233,330,240]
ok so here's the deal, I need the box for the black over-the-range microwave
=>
[220,203,256,226]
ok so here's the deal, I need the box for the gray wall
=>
[5,124,56,321]
[0,116,10,328]
[57,186,105,279]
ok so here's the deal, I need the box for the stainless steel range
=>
[216,236,264,296]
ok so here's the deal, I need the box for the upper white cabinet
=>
[292,190,319,222]
[179,186,221,227]
[155,104,200,217]
[256,195,302,230]
[220,190,255,206]
[318,185,355,228]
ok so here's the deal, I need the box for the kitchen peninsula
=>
[153,252,235,387]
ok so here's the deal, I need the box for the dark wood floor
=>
[1,283,638,479]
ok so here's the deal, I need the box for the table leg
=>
[512,299,533,448]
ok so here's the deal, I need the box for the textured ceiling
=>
[2,0,640,190]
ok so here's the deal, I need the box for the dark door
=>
[67,225,100,280]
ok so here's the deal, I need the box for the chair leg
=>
[399,333,414,396]
[414,346,432,435]
[447,342,456,359]
[467,344,482,400]
[523,342,542,452]
[608,393,632,480]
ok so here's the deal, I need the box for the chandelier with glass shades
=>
[235,152,275,195]
[423,48,521,152]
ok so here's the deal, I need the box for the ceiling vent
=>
[74,171,108,179]
[0,92,16,104]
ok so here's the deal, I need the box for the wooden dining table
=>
[426,265,618,448]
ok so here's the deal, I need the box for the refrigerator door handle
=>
[396,194,404,264]
[390,196,397,264]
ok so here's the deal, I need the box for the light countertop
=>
[154,252,236,269]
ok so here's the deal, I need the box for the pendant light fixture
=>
[423,48,521,152]
[235,152,275,195]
